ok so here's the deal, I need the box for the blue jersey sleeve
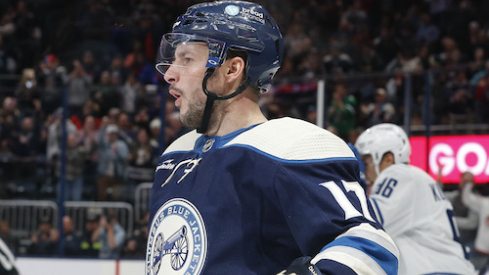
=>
[273,159,399,274]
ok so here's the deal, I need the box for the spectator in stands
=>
[473,76,489,123]
[12,0,40,71]
[373,26,400,69]
[126,127,157,202]
[165,111,190,146]
[122,210,148,259]
[323,42,353,75]
[108,54,128,83]
[283,22,311,69]
[0,34,17,75]
[0,97,21,144]
[121,237,142,258]
[362,87,396,127]
[0,220,18,255]
[28,217,58,256]
[45,108,77,183]
[148,117,161,150]
[81,50,101,81]
[116,112,137,147]
[66,59,92,120]
[0,237,19,275]
[56,132,87,201]
[15,68,40,116]
[462,179,489,271]
[81,99,101,119]
[448,86,473,126]
[80,213,101,258]
[416,13,440,44]
[60,215,82,256]
[79,115,99,199]
[97,123,129,201]
[120,73,141,116]
[93,209,125,259]
[37,54,65,116]
[356,44,384,73]
[443,172,479,264]
[297,48,323,79]
[133,108,151,131]
[92,70,122,117]
[326,83,356,141]
[9,116,42,192]
[430,36,462,68]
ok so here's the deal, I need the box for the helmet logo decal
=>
[206,57,219,67]
[241,7,265,24]
[224,5,240,16]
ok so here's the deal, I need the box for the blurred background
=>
[0,0,488,267]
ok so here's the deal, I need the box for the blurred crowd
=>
[0,0,489,259]
[0,209,149,259]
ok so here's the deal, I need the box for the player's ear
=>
[223,56,245,84]
[382,152,395,165]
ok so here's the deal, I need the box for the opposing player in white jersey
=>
[355,123,476,275]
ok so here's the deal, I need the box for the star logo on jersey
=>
[161,158,202,187]
[146,198,207,275]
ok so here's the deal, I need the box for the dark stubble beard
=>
[180,94,205,129]
[181,96,225,132]
[179,74,225,132]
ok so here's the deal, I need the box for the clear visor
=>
[155,33,226,75]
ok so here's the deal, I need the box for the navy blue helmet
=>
[156,1,284,93]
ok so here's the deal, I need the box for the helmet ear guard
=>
[355,123,411,175]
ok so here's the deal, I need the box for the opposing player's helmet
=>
[355,123,411,174]
[156,1,284,94]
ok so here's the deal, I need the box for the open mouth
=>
[169,90,182,108]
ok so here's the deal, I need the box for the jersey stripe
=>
[312,224,399,275]
[370,198,384,225]
[315,246,386,275]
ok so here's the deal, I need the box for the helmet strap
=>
[198,67,251,134]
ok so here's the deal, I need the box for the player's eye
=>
[183,57,193,65]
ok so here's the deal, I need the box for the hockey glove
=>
[277,256,321,275]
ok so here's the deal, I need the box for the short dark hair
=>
[226,48,248,70]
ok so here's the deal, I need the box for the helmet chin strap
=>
[198,67,251,134]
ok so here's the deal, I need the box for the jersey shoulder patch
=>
[224,117,355,161]
[162,130,201,155]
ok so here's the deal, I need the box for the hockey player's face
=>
[164,43,211,128]
[362,154,378,185]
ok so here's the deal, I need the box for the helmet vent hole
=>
[183,20,194,25]
[195,12,205,17]
[265,16,273,27]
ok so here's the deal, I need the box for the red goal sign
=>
[410,135,489,184]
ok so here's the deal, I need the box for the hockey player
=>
[146,1,398,274]
[355,123,477,275]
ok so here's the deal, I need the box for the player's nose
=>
[164,65,179,84]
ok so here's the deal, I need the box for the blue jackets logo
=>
[147,198,207,275]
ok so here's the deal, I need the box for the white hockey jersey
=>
[369,164,476,275]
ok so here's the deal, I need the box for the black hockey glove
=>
[277,256,321,275]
